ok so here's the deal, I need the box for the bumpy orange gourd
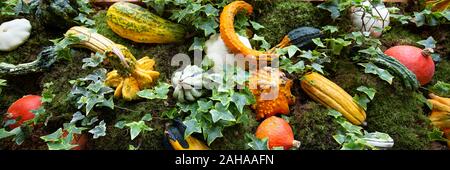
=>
[248,67,295,120]
[219,1,274,61]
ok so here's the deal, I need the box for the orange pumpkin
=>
[255,116,300,150]
[248,67,295,120]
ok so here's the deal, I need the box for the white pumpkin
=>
[205,33,251,73]
[0,19,32,52]
[172,65,205,102]
[350,1,389,37]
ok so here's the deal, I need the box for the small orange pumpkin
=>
[255,116,300,150]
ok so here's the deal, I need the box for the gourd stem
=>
[292,140,301,149]
[0,47,57,75]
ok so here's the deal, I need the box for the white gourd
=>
[0,19,32,51]
[350,1,389,37]
[205,33,251,73]
[172,65,205,102]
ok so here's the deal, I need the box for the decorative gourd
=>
[350,0,390,37]
[384,45,435,85]
[164,121,209,150]
[172,65,205,102]
[205,33,252,73]
[0,19,32,51]
[65,26,160,101]
[4,95,42,129]
[365,53,420,90]
[363,133,394,149]
[271,26,323,51]
[248,67,295,120]
[29,0,82,30]
[0,47,57,75]
[301,72,367,125]
[428,93,450,147]
[91,0,144,6]
[255,116,300,150]
[106,2,186,43]
[219,1,275,61]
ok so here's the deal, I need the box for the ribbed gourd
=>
[248,67,295,120]
[106,2,186,43]
[301,72,367,125]
[365,53,420,90]
[164,121,209,150]
[272,27,322,50]
[172,65,205,102]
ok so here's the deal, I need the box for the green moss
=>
[381,26,422,48]
[254,0,327,45]
[432,60,450,84]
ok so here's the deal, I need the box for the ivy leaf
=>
[428,128,448,142]
[245,133,268,150]
[312,38,326,48]
[252,34,271,50]
[203,125,223,145]
[231,92,252,114]
[317,0,340,19]
[137,82,171,100]
[189,37,205,51]
[358,47,382,56]
[358,63,394,84]
[141,113,153,121]
[114,120,126,129]
[333,133,346,145]
[70,111,85,124]
[0,127,21,139]
[353,94,370,111]
[82,52,105,69]
[249,21,265,30]
[311,63,324,74]
[327,109,342,119]
[198,100,213,113]
[41,128,63,142]
[203,4,218,17]
[430,81,450,97]
[193,17,218,36]
[89,120,106,139]
[417,36,437,49]
[286,45,300,58]
[210,103,236,123]
[183,119,202,138]
[322,25,338,33]
[280,57,305,74]
[356,86,377,100]
[125,121,153,140]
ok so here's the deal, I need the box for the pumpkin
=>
[0,19,32,52]
[219,1,275,61]
[248,67,295,120]
[106,2,186,43]
[350,0,390,37]
[172,65,205,102]
[205,33,252,73]
[4,95,42,129]
[384,45,435,85]
[301,72,366,125]
[255,116,300,150]
[164,121,209,150]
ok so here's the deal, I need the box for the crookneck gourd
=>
[66,26,160,101]
[106,2,186,43]
[428,93,450,147]
[219,1,322,62]
[301,72,367,125]
[247,67,295,120]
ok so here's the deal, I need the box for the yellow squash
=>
[301,72,366,125]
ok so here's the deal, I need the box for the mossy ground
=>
[1,1,449,150]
